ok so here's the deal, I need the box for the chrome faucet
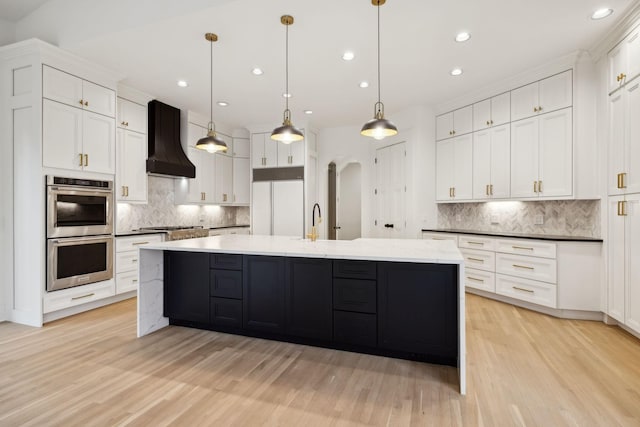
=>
[307,203,322,241]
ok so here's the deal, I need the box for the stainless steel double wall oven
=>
[46,176,114,291]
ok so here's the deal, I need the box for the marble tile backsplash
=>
[437,200,600,238]
[115,176,250,233]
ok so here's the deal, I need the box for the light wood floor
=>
[1,295,640,426]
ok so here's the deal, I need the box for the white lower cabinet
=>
[115,234,162,294]
[44,280,115,314]
[496,274,557,308]
[608,194,640,333]
[464,269,496,293]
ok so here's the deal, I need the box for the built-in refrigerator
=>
[252,179,304,237]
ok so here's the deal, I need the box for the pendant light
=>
[361,0,398,140]
[271,15,304,144]
[196,32,228,153]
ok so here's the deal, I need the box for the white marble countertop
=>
[141,234,463,264]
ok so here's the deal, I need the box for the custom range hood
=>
[146,100,196,178]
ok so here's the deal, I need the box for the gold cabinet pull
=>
[84,154,88,167]
[486,120,490,126]
[490,120,494,125]
[490,184,494,195]
[223,193,227,202]
[538,106,542,112]
[622,200,628,216]
[534,107,538,112]
[467,257,484,263]
[512,286,534,293]
[468,241,484,246]
[538,180,542,193]
[121,186,126,197]
[617,73,627,83]
[533,181,538,193]
[132,279,138,283]
[621,172,627,189]
[452,130,456,135]
[512,245,534,251]
[617,201,623,216]
[84,100,89,106]
[132,241,149,246]
[452,187,456,197]
[125,186,129,197]
[617,173,622,189]
[79,153,83,166]
[467,276,484,283]
[72,292,95,300]
[513,264,534,270]
[79,99,84,106]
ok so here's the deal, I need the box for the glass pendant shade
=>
[196,32,228,153]
[196,123,228,153]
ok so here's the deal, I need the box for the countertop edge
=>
[421,229,603,242]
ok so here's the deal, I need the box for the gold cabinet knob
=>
[486,120,490,125]
[79,99,84,105]
[534,107,538,112]
[84,101,88,106]
[538,106,542,112]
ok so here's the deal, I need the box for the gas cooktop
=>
[138,226,208,241]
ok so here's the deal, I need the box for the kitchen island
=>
[137,235,466,393]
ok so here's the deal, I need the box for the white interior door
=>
[336,162,361,240]
[272,180,304,237]
[376,143,406,238]
[251,181,272,235]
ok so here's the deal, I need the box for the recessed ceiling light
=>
[304,110,313,115]
[177,80,189,87]
[217,101,229,107]
[359,81,369,88]
[450,68,463,76]
[342,51,355,61]
[252,68,263,75]
[455,32,471,42]
[283,93,292,98]
[591,8,613,20]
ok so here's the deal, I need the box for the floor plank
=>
[1,294,639,426]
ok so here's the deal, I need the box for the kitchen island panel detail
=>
[164,251,210,324]
[243,256,286,334]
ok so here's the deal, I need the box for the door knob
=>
[384,224,394,228]
[334,226,341,230]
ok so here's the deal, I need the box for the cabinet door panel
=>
[608,196,625,323]
[243,256,285,333]
[233,138,250,157]
[539,70,572,114]
[210,270,242,299]
[436,139,454,200]
[82,80,116,118]
[472,99,491,131]
[264,138,278,168]
[625,194,640,333]
[511,81,538,122]
[285,258,332,340]
[118,98,147,133]
[490,92,511,127]
[42,66,83,107]
[251,182,272,235]
[608,91,626,195]
[609,42,627,94]
[164,251,210,323]
[42,99,83,171]
[233,157,250,204]
[539,108,572,198]
[626,81,640,194]
[82,110,115,174]
[251,133,265,168]
[453,105,473,135]
[272,180,303,237]
[211,297,242,328]
[490,124,511,198]
[334,311,377,347]
[453,134,473,200]
[289,140,305,166]
[378,262,458,359]
[117,130,147,202]
[626,28,640,85]
[436,112,453,140]
[215,154,233,203]
[472,129,491,199]
[510,117,539,198]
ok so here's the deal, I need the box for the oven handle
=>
[49,235,114,245]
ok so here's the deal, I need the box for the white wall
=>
[0,19,16,46]
[317,104,437,239]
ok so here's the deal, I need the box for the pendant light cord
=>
[377,2,381,107]
[210,38,213,127]
[285,22,290,114]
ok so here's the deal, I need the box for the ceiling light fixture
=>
[177,80,189,87]
[359,81,369,88]
[451,67,463,76]
[591,8,613,20]
[342,51,355,61]
[283,93,292,98]
[455,32,471,42]
[217,101,229,107]
[195,33,228,153]
[304,110,313,115]
[271,15,304,144]
[252,67,264,75]
[361,0,398,140]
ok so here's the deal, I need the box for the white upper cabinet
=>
[511,108,572,199]
[511,70,572,122]
[82,110,116,174]
[472,92,510,131]
[233,137,250,158]
[608,26,640,94]
[609,78,640,195]
[214,153,233,204]
[43,65,115,118]
[277,140,305,167]
[472,124,510,199]
[436,105,472,140]
[117,98,147,134]
[116,128,147,202]
[252,133,278,168]
[436,134,472,201]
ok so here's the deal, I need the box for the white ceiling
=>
[0,0,48,21]
[5,0,637,129]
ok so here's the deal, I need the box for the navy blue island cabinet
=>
[163,251,459,367]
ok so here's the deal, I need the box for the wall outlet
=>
[490,214,499,224]
[534,214,544,225]
[199,214,205,223]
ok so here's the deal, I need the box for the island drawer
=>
[210,297,243,327]
[333,260,376,280]
[210,269,242,299]
[333,279,376,313]
[333,311,377,347]
[210,253,243,270]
